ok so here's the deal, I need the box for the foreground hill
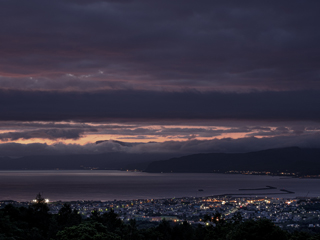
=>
[145,147,320,176]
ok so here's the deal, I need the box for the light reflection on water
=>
[0,170,319,201]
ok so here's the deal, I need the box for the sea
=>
[0,170,319,202]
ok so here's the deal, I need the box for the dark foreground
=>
[1,198,320,240]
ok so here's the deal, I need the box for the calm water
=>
[0,170,319,201]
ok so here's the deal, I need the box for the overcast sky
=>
[0,0,320,156]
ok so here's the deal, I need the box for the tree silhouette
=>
[57,203,82,227]
[32,192,49,213]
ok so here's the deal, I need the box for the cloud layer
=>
[0,1,319,155]
[0,128,97,141]
[0,89,320,122]
[0,0,319,91]
[2,133,320,156]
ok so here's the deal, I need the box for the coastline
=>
[0,170,319,202]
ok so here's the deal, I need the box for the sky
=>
[0,0,320,156]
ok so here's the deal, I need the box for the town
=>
[2,195,320,233]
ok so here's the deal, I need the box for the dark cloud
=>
[0,1,319,154]
[129,133,320,154]
[2,133,320,156]
[1,89,320,122]
[0,0,319,91]
[100,127,233,137]
[0,128,97,141]
[1,121,312,141]
[0,121,137,130]
[246,127,290,137]
[1,122,314,141]
[0,141,130,156]
[117,136,157,140]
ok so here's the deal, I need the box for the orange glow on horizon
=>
[0,123,296,146]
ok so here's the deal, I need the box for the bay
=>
[0,170,319,202]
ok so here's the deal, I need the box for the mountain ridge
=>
[144,147,320,176]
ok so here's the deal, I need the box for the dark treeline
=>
[1,197,319,240]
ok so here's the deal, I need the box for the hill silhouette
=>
[0,152,180,171]
[145,147,320,176]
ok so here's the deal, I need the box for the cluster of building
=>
[1,196,320,230]
[225,170,296,176]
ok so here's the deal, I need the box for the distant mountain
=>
[95,140,142,147]
[4,146,320,175]
[144,147,320,176]
[0,152,181,171]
